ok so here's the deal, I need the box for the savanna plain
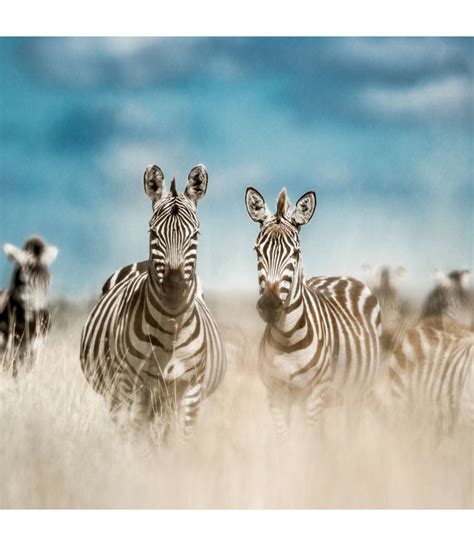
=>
[0,295,472,509]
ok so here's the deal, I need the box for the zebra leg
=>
[110,384,154,439]
[268,387,292,440]
[178,381,202,442]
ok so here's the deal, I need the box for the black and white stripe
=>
[389,269,473,435]
[245,187,381,436]
[80,164,226,440]
[0,236,58,376]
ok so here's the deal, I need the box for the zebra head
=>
[363,265,407,325]
[421,269,473,329]
[245,186,316,324]
[3,236,58,312]
[144,164,208,307]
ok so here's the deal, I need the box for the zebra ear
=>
[42,245,58,266]
[185,164,208,205]
[460,270,471,289]
[3,243,27,265]
[434,269,450,287]
[143,165,165,206]
[292,191,317,227]
[245,187,271,225]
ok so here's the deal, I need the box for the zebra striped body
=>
[389,318,473,435]
[388,270,473,435]
[80,164,226,439]
[246,187,381,435]
[95,259,223,397]
[0,236,57,376]
[259,273,381,432]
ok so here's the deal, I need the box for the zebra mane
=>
[276,188,290,221]
[170,178,178,197]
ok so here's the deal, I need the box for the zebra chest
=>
[262,345,331,390]
[159,343,205,383]
[124,321,205,384]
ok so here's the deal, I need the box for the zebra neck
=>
[270,273,316,341]
[144,270,197,330]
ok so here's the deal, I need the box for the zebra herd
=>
[368,266,473,435]
[1,163,472,444]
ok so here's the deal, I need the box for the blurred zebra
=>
[420,269,473,331]
[362,265,411,352]
[80,164,226,441]
[389,269,473,436]
[245,187,381,437]
[0,236,58,376]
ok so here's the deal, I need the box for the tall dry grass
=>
[0,295,472,508]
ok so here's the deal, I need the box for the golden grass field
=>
[0,295,472,509]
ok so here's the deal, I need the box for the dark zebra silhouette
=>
[0,236,58,376]
[389,269,473,436]
[80,164,226,441]
[245,187,381,437]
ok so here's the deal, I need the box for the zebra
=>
[0,236,58,376]
[420,269,473,331]
[362,265,412,352]
[388,269,473,436]
[80,164,226,441]
[245,186,381,437]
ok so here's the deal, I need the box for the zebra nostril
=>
[258,293,282,312]
[163,270,185,288]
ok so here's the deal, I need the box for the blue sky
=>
[0,38,472,297]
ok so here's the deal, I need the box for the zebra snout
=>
[162,269,187,302]
[257,292,283,324]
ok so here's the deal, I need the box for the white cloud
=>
[359,75,473,120]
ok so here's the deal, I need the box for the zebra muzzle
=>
[257,292,283,324]
[161,269,187,305]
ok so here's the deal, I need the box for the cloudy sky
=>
[0,38,472,297]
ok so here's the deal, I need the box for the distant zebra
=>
[0,236,58,376]
[245,187,381,437]
[389,269,473,436]
[80,164,226,441]
[420,269,473,331]
[363,265,411,352]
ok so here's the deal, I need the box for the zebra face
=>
[245,186,316,324]
[422,269,473,329]
[144,164,208,306]
[4,237,58,312]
